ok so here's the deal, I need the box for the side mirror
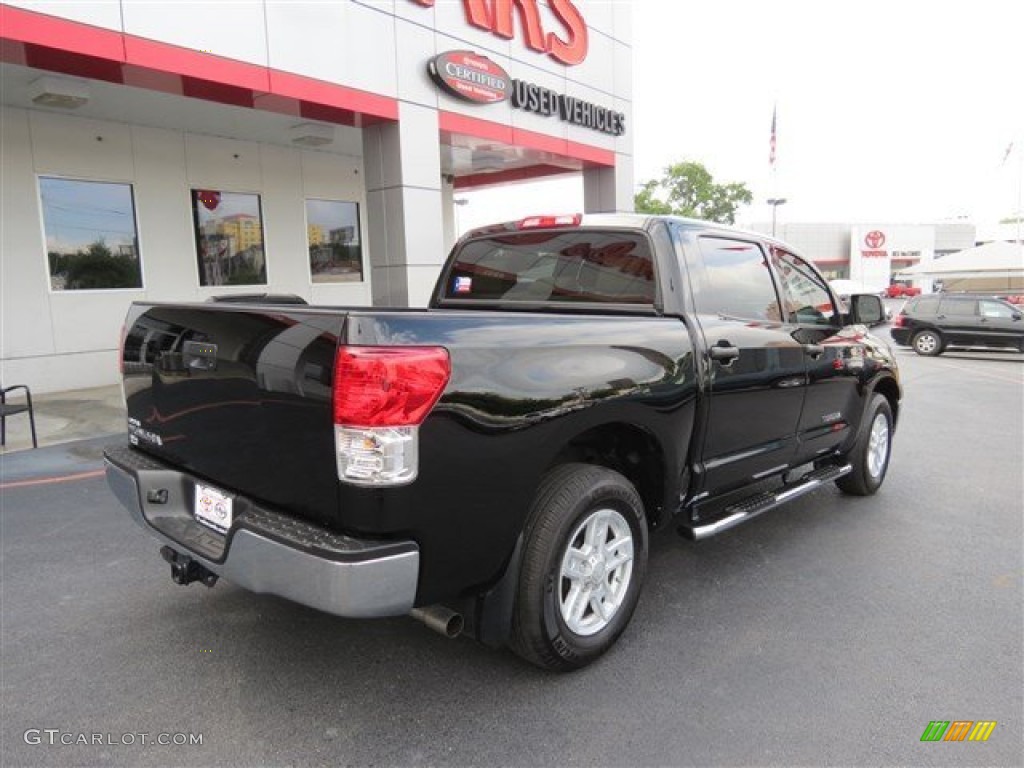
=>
[849,294,883,325]
[1013,312,1022,321]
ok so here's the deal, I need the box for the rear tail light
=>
[332,346,450,486]
[518,213,582,229]
[892,314,906,328]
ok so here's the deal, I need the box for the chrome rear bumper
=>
[105,446,419,618]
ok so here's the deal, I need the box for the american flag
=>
[769,105,777,166]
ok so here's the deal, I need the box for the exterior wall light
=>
[28,76,90,109]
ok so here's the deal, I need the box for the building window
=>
[39,176,143,291]
[306,199,363,283]
[191,190,267,286]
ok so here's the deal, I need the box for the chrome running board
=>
[679,464,853,541]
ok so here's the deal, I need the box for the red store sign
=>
[428,51,511,103]
[408,0,589,66]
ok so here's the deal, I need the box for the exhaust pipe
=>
[410,605,464,639]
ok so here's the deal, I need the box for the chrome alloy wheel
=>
[558,508,634,637]
[866,412,890,479]
[914,332,938,354]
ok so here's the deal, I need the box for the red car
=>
[885,284,922,298]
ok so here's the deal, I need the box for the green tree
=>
[634,160,753,224]
[63,240,141,290]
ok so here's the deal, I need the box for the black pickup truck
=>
[105,214,900,671]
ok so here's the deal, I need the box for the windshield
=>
[442,230,656,305]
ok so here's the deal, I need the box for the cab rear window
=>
[443,230,656,305]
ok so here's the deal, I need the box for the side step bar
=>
[679,464,852,541]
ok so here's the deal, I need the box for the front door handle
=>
[709,343,740,365]
[802,344,825,359]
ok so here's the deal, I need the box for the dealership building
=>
[750,220,978,289]
[0,0,633,392]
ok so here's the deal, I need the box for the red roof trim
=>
[440,110,615,167]
[270,70,397,122]
[439,111,515,146]
[455,164,576,190]
[0,5,124,61]
[2,4,615,158]
[124,36,270,93]
[0,3,397,124]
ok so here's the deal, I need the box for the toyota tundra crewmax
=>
[105,214,901,671]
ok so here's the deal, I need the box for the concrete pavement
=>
[0,384,125,455]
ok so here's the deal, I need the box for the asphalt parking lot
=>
[2,334,1021,766]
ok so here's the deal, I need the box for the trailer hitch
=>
[160,546,219,588]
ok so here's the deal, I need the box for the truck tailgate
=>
[121,304,345,526]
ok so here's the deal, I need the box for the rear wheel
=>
[912,329,943,356]
[837,394,893,496]
[512,463,647,672]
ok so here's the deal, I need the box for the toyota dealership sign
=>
[850,225,935,290]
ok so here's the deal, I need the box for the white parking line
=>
[920,357,1024,385]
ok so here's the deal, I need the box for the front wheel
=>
[912,329,943,356]
[512,463,648,672]
[836,393,893,496]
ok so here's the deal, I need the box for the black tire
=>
[512,463,648,672]
[836,393,894,496]
[912,329,943,356]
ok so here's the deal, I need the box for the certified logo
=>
[428,51,510,104]
[864,230,886,248]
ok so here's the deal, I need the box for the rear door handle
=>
[709,344,740,364]
[802,344,825,359]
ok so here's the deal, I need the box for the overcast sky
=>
[461,0,1022,233]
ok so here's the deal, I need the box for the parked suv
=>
[891,294,1024,355]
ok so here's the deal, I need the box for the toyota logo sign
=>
[864,230,886,249]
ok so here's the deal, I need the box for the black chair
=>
[1,383,37,449]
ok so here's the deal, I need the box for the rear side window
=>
[979,299,1015,318]
[443,230,655,305]
[907,296,939,315]
[692,237,780,321]
[939,298,977,316]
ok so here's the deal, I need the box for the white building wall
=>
[1,0,634,392]
[5,1,632,118]
[0,106,369,393]
[3,0,123,31]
